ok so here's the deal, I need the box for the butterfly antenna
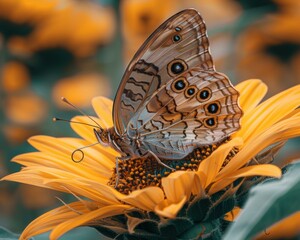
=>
[61,97,108,129]
[53,117,100,128]
[71,142,100,163]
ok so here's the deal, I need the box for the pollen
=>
[108,138,238,194]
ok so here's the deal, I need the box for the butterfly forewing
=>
[113,9,214,134]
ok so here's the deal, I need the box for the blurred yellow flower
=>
[0,0,57,24]
[4,91,48,125]
[52,74,111,109]
[0,0,116,57]
[1,61,30,92]
[265,0,300,43]
[256,212,300,239]
[2,125,36,144]
[3,79,300,239]
[235,0,300,96]
[121,0,242,64]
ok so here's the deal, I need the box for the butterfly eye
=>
[184,85,198,98]
[205,101,221,115]
[167,59,188,76]
[171,77,188,93]
[173,34,181,43]
[197,88,212,102]
[204,117,217,128]
[175,26,181,32]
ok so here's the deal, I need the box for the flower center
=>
[108,138,238,194]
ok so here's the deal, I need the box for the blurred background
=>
[0,0,300,235]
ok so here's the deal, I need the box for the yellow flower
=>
[1,61,30,93]
[235,0,300,96]
[0,0,116,57]
[3,79,300,239]
[52,74,111,109]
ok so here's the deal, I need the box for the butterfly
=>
[94,9,243,183]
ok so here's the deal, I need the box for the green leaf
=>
[186,197,211,221]
[177,219,220,240]
[159,217,194,237]
[206,196,235,221]
[128,215,159,235]
[223,161,300,240]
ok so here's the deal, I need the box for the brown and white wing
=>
[113,9,214,135]
[138,68,243,159]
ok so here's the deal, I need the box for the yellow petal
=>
[2,170,51,190]
[28,135,116,172]
[50,204,132,240]
[20,201,93,240]
[12,151,111,180]
[45,178,122,204]
[198,137,243,188]
[92,96,113,127]
[235,79,267,114]
[209,164,282,195]
[191,171,206,197]
[29,135,75,157]
[28,135,112,162]
[120,187,164,211]
[224,207,241,222]
[236,85,300,141]
[228,164,281,179]
[218,116,300,180]
[162,171,195,203]
[281,108,300,120]
[154,196,187,218]
[70,116,102,142]
[3,166,122,205]
[62,137,115,171]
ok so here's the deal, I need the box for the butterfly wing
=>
[113,8,243,160]
[138,68,242,159]
[113,9,214,135]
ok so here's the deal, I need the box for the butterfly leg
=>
[145,150,175,171]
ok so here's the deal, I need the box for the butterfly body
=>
[94,127,141,159]
[95,124,162,160]
[95,126,169,171]
[94,9,243,179]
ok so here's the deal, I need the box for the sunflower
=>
[3,79,300,239]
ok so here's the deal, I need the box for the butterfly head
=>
[94,128,111,146]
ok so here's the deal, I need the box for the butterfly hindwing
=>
[137,68,242,159]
